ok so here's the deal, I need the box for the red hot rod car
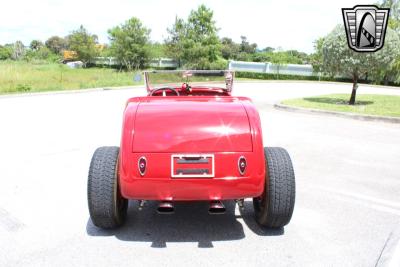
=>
[88,70,295,229]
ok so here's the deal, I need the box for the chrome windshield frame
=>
[143,70,234,93]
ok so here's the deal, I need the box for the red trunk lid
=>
[132,97,253,152]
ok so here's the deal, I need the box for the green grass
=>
[282,94,400,117]
[0,60,141,94]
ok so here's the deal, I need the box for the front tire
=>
[253,147,295,228]
[88,146,128,229]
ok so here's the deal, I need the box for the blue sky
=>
[0,0,374,53]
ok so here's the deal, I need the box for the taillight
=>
[238,156,246,175]
[138,157,147,176]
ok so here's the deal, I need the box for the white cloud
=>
[0,0,375,53]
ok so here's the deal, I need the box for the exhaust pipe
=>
[209,200,226,214]
[157,201,174,214]
[138,200,146,210]
[235,199,244,211]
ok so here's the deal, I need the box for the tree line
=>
[1,1,400,104]
[0,5,311,70]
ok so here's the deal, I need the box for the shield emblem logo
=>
[342,5,390,52]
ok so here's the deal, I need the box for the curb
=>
[274,103,400,124]
[0,85,144,99]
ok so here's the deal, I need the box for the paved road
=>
[0,82,399,266]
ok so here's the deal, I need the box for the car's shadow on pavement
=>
[86,200,283,248]
[240,200,284,236]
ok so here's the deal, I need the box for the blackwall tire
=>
[87,146,128,229]
[253,147,296,228]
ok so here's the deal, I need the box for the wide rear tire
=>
[88,146,128,229]
[253,147,295,228]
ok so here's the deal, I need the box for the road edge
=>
[274,103,400,124]
[1,80,399,99]
[0,85,144,99]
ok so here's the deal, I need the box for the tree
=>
[368,29,400,84]
[30,40,44,51]
[380,0,400,30]
[310,37,325,73]
[239,36,257,54]
[24,46,58,62]
[220,37,240,60]
[220,36,263,62]
[68,25,98,67]
[263,47,275,53]
[12,41,25,60]
[286,50,309,63]
[379,0,400,83]
[45,36,67,54]
[232,36,258,61]
[149,42,167,59]
[251,52,270,62]
[108,17,151,70]
[165,16,186,66]
[165,5,223,69]
[269,52,291,75]
[0,44,13,60]
[321,25,400,104]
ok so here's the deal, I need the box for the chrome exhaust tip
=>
[157,201,174,214]
[208,200,226,214]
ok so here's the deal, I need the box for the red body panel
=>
[132,97,252,152]
[119,94,266,201]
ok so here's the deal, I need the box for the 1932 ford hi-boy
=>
[88,70,295,229]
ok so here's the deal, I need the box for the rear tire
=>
[88,146,128,229]
[253,147,295,228]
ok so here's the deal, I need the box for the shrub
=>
[24,47,60,62]
[15,84,32,92]
[0,45,13,60]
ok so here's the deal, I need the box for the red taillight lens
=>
[238,156,246,175]
[138,157,147,176]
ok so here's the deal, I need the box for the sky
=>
[0,0,376,54]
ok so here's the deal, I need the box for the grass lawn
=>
[0,60,141,94]
[282,94,400,117]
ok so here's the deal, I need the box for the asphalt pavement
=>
[0,81,399,266]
